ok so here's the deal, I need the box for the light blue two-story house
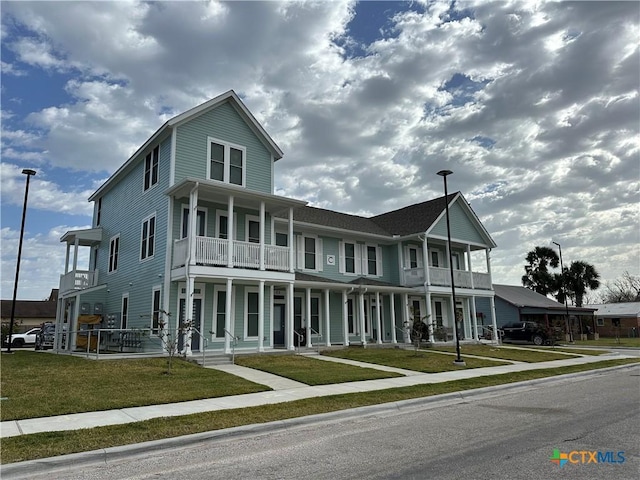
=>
[55,90,498,356]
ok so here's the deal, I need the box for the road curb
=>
[2,362,638,479]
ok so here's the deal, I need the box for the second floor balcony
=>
[403,266,491,290]
[173,236,290,272]
[60,270,99,294]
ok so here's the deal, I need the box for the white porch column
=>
[422,235,430,286]
[189,187,198,265]
[72,238,79,272]
[258,279,265,352]
[489,295,499,344]
[65,245,70,274]
[324,288,331,347]
[471,295,478,340]
[306,287,312,347]
[467,244,474,289]
[185,276,195,356]
[287,282,295,350]
[288,207,294,272]
[224,278,233,354]
[342,290,349,346]
[425,292,434,342]
[269,285,275,348]
[397,243,404,285]
[375,291,382,344]
[359,292,367,345]
[259,201,265,270]
[390,293,397,343]
[402,293,410,343]
[486,249,493,285]
[227,195,234,268]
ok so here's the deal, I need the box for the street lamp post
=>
[6,169,37,354]
[437,169,465,366]
[552,241,572,343]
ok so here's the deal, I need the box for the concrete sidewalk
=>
[1,350,633,439]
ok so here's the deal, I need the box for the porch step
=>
[193,353,233,367]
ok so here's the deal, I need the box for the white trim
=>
[170,127,176,186]
[206,136,247,187]
[140,212,157,261]
[244,287,260,340]
[108,234,120,273]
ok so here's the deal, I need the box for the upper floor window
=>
[452,252,461,270]
[207,137,246,186]
[96,198,102,226]
[247,217,260,243]
[430,250,442,268]
[144,146,159,191]
[181,207,206,238]
[339,241,360,275]
[108,235,119,273]
[216,211,237,240]
[141,214,156,260]
[365,244,382,276]
[275,232,288,247]
[297,235,322,272]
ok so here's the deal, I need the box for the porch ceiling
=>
[166,178,306,214]
[60,227,102,246]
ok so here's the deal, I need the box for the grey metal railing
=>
[191,327,208,366]
[309,327,322,354]
[224,328,239,364]
[293,330,304,354]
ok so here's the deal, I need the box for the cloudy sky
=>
[1,0,638,301]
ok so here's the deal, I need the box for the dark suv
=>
[500,321,554,346]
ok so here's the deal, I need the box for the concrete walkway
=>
[0,351,634,439]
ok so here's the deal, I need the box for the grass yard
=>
[235,353,403,385]
[427,344,585,362]
[3,358,637,464]
[321,347,509,372]
[0,352,269,421]
[570,338,640,348]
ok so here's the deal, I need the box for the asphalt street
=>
[7,364,639,480]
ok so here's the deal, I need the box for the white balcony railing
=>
[173,236,290,272]
[59,270,98,293]
[402,266,491,290]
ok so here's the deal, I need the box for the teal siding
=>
[430,199,485,244]
[174,102,272,194]
[93,134,170,329]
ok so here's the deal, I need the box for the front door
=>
[273,303,286,346]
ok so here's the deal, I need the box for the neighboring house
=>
[55,90,498,356]
[1,289,58,330]
[475,284,596,335]
[584,303,640,338]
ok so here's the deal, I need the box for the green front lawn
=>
[428,344,583,362]
[570,338,640,348]
[0,352,269,421]
[3,358,638,464]
[321,347,509,372]
[235,354,402,385]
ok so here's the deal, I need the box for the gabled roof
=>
[584,303,640,318]
[370,193,456,236]
[494,284,595,313]
[90,90,282,201]
[280,206,391,236]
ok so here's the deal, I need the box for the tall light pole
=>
[437,169,465,366]
[6,169,36,354]
[552,241,572,343]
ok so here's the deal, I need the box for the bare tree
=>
[599,271,640,303]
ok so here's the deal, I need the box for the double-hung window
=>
[181,207,206,238]
[144,146,159,191]
[121,294,129,329]
[109,235,119,273]
[207,137,246,186]
[339,241,360,275]
[141,214,156,260]
[245,290,259,339]
[364,244,383,277]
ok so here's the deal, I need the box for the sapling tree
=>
[156,309,191,374]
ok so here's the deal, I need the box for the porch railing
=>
[173,236,290,271]
[59,269,99,294]
[402,266,491,290]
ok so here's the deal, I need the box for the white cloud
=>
[0,0,638,299]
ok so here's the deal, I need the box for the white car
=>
[5,327,41,347]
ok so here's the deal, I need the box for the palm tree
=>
[522,246,560,296]
[565,261,601,307]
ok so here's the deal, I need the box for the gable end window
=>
[207,137,246,186]
[108,235,120,273]
[141,215,156,260]
[144,146,159,191]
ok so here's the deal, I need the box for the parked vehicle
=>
[4,327,41,348]
[499,321,555,346]
[35,323,56,350]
